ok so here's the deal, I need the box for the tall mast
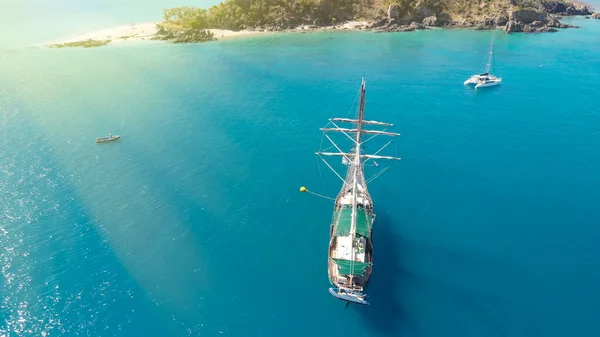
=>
[485,32,495,74]
[356,79,366,145]
[315,77,400,184]
[351,79,366,232]
[348,78,366,283]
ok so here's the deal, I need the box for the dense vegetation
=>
[153,25,216,43]
[157,0,378,33]
[48,39,111,48]
[156,0,587,37]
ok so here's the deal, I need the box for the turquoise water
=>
[2,3,600,336]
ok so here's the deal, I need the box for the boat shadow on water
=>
[352,211,408,336]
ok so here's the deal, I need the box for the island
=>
[46,0,597,48]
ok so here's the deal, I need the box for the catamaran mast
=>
[485,32,495,74]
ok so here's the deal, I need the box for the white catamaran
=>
[316,78,400,306]
[464,31,502,89]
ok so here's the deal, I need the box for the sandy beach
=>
[47,21,267,47]
[45,19,373,48]
[52,22,160,45]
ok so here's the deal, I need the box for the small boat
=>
[465,31,501,89]
[96,132,120,143]
[316,78,400,306]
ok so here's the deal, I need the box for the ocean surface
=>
[2,1,600,336]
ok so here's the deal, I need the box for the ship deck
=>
[334,236,366,262]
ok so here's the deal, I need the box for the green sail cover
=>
[333,206,373,238]
[333,258,371,276]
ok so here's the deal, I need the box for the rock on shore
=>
[365,1,585,34]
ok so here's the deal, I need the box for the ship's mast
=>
[315,77,400,185]
[348,78,366,285]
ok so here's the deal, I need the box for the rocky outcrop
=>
[473,24,490,30]
[412,3,435,22]
[495,15,509,26]
[369,18,389,29]
[505,20,523,33]
[504,14,576,34]
[540,1,593,15]
[365,0,583,34]
[421,14,452,27]
[387,4,400,20]
[410,22,427,30]
[504,20,562,33]
[546,16,578,28]
[370,19,429,32]
[422,15,438,26]
[509,9,548,24]
[501,6,581,33]
[592,12,600,19]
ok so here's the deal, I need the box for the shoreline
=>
[44,13,598,49]
[44,22,270,48]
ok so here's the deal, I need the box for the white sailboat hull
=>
[475,78,502,88]
[464,76,481,85]
[465,74,501,86]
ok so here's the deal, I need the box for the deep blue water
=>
[2,4,600,337]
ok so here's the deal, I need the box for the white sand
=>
[56,22,160,45]
[47,21,266,47]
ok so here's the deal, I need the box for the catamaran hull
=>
[475,79,502,88]
[329,288,370,305]
[464,78,478,85]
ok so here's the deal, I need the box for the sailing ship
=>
[316,78,400,306]
[464,31,502,89]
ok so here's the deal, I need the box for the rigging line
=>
[317,134,329,196]
[322,144,335,152]
[319,129,326,151]
[329,120,358,144]
[345,88,360,119]
[323,132,353,161]
[366,166,390,185]
[306,189,335,202]
[317,155,345,183]
[315,155,329,197]
[363,138,395,164]
[320,128,338,156]
[366,166,387,184]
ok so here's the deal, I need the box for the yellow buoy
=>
[299,186,307,193]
